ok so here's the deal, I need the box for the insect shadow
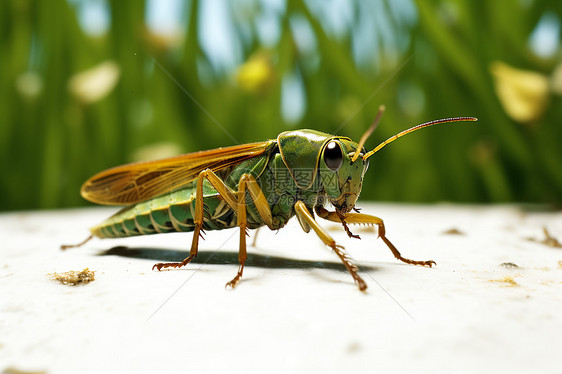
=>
[98,246,377,273]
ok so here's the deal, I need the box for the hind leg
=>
[152,169,238,271]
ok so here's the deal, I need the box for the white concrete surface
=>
[1,203,562,374]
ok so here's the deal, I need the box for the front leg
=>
[315,206,435,267]
[295,201,367,291]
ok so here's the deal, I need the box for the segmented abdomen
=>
[90,186,236,239]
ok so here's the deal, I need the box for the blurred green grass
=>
[1,0,561,211]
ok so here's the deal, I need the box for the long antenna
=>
[362,117,478,160]
[351,105,386,162]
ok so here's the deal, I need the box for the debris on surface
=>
[443,228,465,235]
[489,275,518,287]
[49,268,95,286]
[527,227,562,248]
[2,368,47,374]
[346,341,362,354]
[500,262,520,269]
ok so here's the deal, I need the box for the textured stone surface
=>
[1,204,561,373]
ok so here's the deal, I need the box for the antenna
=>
[351,105,385,162]
[362,117,478,160]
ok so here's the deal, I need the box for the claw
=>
[356,277,367,291]
[338,215,361,239]
[152,262,179,271]
[152,254,195,271]
[225,264,244,288]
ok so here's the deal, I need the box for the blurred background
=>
[1,0,561,211]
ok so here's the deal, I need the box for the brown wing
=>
[81,140,274,205]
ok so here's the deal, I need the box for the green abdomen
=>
[90,183,236,239]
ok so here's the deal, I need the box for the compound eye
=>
[324,141,343,172]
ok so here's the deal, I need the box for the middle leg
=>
[225,173,274,288]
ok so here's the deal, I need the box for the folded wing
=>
[81,141,274,205]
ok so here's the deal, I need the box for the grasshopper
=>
[64,107,476,291]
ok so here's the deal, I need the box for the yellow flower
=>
[236,53,275,94]
[490,61,549,123]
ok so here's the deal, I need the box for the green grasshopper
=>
[64,107,476,291]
